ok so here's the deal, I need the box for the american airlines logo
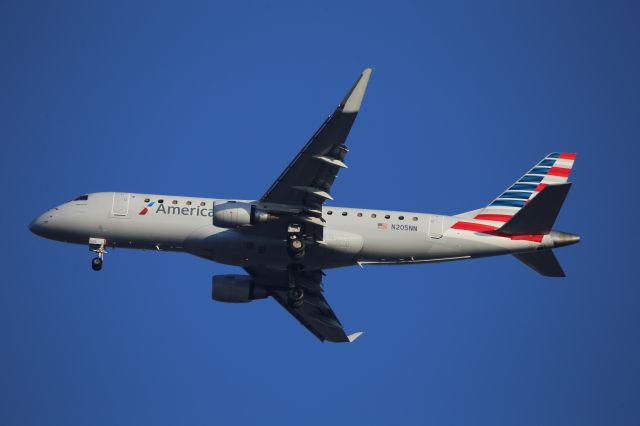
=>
[138,201,155,215]
[139,201,214,217]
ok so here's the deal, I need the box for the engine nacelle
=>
[212,202,278,228]
[211,274,268,303]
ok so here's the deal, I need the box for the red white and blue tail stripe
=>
[452,153,576,239]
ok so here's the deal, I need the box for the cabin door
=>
[111,193,130,217]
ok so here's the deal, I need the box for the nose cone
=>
[29,208,57,238]
[550,230,581,248]
[29,214,47,237]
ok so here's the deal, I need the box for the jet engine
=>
[212,202,278,228]
[211,274,268,303]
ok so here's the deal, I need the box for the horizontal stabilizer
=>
[499,183,571,235]
[513,250,566,277]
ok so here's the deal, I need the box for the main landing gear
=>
[287,264,305,308]
[284,224,314,306]
[286,223,305,260]
[89,237,107,271]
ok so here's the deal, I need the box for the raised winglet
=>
[341,68,373,113]
[347,331,364,342]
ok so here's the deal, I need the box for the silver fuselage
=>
[29,192,563,270]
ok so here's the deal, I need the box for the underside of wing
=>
[245,267,362,343]
[270,288,358,343]
[260,68,372,218]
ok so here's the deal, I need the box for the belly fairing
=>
[183,225,364,270]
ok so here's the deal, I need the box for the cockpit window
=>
[73,195,88,201]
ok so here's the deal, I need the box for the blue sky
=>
[1,1,638,425]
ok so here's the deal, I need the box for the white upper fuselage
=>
[29,192,554,270]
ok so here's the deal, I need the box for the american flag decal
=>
[377,223,388,230]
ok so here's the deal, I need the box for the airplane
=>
[29,68,580,343]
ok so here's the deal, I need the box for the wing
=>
[244,267,363,343]
[260,68,372,217]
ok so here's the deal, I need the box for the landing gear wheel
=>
[91,257,103,271]
[89,237,107,271]
[286,223,306,260]
[287,236,305,259]
[290,239,303,250]
[288,286,304,307]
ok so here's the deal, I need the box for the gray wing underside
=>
[244,267,362,343]
[271,289,353,343]
[241,70,371,342]
[260,68,372,215]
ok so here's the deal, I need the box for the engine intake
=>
[211,274,268,303]
[212,202,278,228]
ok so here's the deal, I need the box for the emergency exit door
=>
[428,215,443,239]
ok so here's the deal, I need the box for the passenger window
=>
[144,198,150,203]
[385,214,390,219]
[200,201,206,206]
[172,200,178,205]
[357,212,363,217]
[327,211,333,215]
[186,201,192,206]
[399,216,404,220]
[412,217,418,221]
[342,212,348,216]
[158,199,164,204]
[371,213,377,218]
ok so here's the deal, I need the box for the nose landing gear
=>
[91,257,103,271]
[89,237,107,271]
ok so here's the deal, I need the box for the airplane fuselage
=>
[30,191,563,271]
[27,69,580,342]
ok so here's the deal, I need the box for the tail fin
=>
[452,153,578,277]
[468,153,576,226]
[504,184,577,277]
[513,251,565,277]
[499,183,571,235]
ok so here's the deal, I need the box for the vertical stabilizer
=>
[498,183,572,235]
[467,153,577,228]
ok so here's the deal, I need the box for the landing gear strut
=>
[288,287,304,306]
[286,224,305,260]
[89,237,107,271]
[287,264,305,307]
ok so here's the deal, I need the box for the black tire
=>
[290,248,305,259]
[91,257,103,271]
[287,238,305,259]
[288,287,304,307]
